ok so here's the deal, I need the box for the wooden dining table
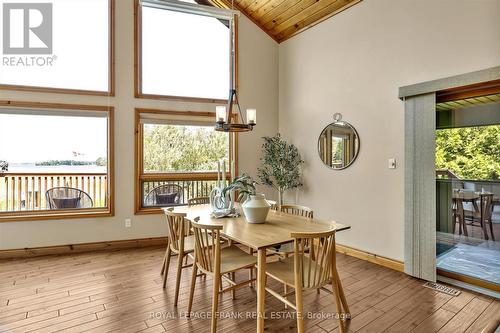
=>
[174,204,350,333]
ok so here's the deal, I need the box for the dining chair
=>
[160,208,196,306]
[187,219,257,333]
[280,204,314,218]
[188,196,210,206]
[267,199,278,210]
[464,193,495,240]
[273,204,314,257]
[264,230,350,333]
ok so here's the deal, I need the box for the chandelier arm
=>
[234,90,245,124]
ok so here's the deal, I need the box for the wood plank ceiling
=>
[214,0,362,43]
[436,93,500,111]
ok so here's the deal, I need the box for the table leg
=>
[257,248,267,333]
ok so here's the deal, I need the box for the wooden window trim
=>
[0,0,115,97]
[134,108,238,215]
[134,0,238,103]
[0,100,115,222]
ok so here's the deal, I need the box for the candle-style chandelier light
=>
[215,2,256,132]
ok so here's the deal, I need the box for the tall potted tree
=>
[258,134,304,207]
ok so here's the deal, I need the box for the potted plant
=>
[222,174,270,223]
[258,134,304,207]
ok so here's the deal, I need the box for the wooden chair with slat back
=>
[280,204,314,218]
[187,196,210,206]
[272,204,314,257]
[161,207,197,306]
[265,230,350,333]
[187,219,257,333]
[267,199,278,210]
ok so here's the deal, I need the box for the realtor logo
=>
[2,3,53,54]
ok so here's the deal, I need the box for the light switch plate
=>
[388,158,397,169]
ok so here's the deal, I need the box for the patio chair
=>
[144,184,184,207]
[464,193,495,240]
[45,187,93,209]
[187,196,210,206]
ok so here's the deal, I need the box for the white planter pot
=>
[242,194,271,224]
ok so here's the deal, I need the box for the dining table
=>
[174,204,350,333]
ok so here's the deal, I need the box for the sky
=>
[0,113,107,163]
[141,5,230,100]
[0,0,109,91]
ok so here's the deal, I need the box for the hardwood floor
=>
[0,247,498,333]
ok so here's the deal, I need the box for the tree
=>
[436,125,500,180]
[257,134,304,206]
[143,124,228,172]
[95,157,107,167]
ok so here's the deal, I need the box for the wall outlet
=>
[125,218,132,228]
[388,158,397,169]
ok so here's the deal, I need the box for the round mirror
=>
[318,116,360,170]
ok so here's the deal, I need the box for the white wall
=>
[0,0,279,250]
[278,0,500,261]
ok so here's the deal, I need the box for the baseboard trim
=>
[0,237,167,259]
[336,243,404,272]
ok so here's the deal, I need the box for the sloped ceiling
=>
[214,0,362,43]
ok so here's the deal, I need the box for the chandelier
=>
[215,12,256,132]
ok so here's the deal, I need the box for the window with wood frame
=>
[136,0,234,102]
[0,102,114,221]
[0,0,114,95]
[135,109,237,214]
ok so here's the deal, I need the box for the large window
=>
[135,109,236,213]
[136,0,233,101]
[0,0,114,94]
[0,102,114,221]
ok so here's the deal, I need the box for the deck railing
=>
[141,178,218,207]
[0,173,108,212]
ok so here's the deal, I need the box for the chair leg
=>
[249,248,254,288]
[334,268,350,316]
[211,274,221,333]
[230,272,236,299]
[461,216,468,236]
[187,263,198,316]
[162,247,172,289]
[488,219,495,241]
[174,253,184,306]
[284,284,288,309]
[295,286,304,333]
[161,239,170,275]
[333,279,346,333]
[480,217,489,240]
